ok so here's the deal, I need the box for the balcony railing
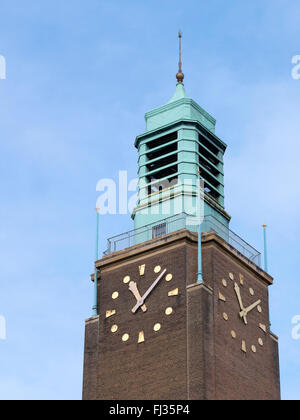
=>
[104,213,261,268]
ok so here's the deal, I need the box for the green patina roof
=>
[143,83,217,134]
[168,82,187,103]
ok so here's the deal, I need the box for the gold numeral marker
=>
[168,288,179,297]
[239,273,244,285]
[139,264,146,276]
[111,325,118,333]
[166,274,173,282]
[138,331,145,344]
[259,323,267,333]
[123,276,130,284]
[105,309,116,319]
[241,340,247,353]
[112,291,119,300]
[218,291,226,302]
[165,307,173,316]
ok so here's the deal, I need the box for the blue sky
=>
[0,0,299,400]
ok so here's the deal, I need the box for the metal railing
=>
[104,213,261,267]
[202,215,261,267]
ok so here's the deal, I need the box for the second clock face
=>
[104,262,180,344]
[219,272,268,355]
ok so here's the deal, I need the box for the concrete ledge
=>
[85,316,99,325]
[186,282,213,295]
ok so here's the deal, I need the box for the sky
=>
[0,0,299,400]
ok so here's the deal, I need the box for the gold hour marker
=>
[123,275,130,284]
[259,323,267,333]
[122,333,129,342]
[112,291,119,300]
[168,288,179,297]
[165,307,173,316]
[258,338,264,346]
[154,266,161,274]
[249,288,254,296]
[138,331,145,344]
[139,264,146,276]
[241,340,247,353]
[257,305,262,313]
[251,345,257,353]
[223,312,228,321]
[166,274,173,282]
[231,330,236,339]
[229,273,234,281]
[153,323,161,332]
[218,291,226,302]
[111,325,118,333]
[105,310,116,319]
[222,279,227,287]
[239,273,244,285]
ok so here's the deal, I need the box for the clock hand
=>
[234,283,244,310]
[234,283,248,325]
[132,269,167,314]
[240,299,261,317]
[128,281,147,312]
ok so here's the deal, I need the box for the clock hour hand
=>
[128,282,147,312]
[132,269,167,314]
[234,282,247,325]
[240,300,261,317]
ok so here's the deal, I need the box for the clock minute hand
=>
[132,269,167,314]
[240,299,261,317]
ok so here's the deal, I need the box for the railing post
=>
[263,223,268,273]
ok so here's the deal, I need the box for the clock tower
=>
[82,34,280,400]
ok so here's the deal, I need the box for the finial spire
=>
[176,30,184,84]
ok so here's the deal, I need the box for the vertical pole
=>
[263,223,268,273]
[93,210,99,316]
[197,170,203,283]
[95,209,99,261]
[178,31,182,75]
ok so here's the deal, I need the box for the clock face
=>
[219,272,267,354]
[104,263,179,344]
